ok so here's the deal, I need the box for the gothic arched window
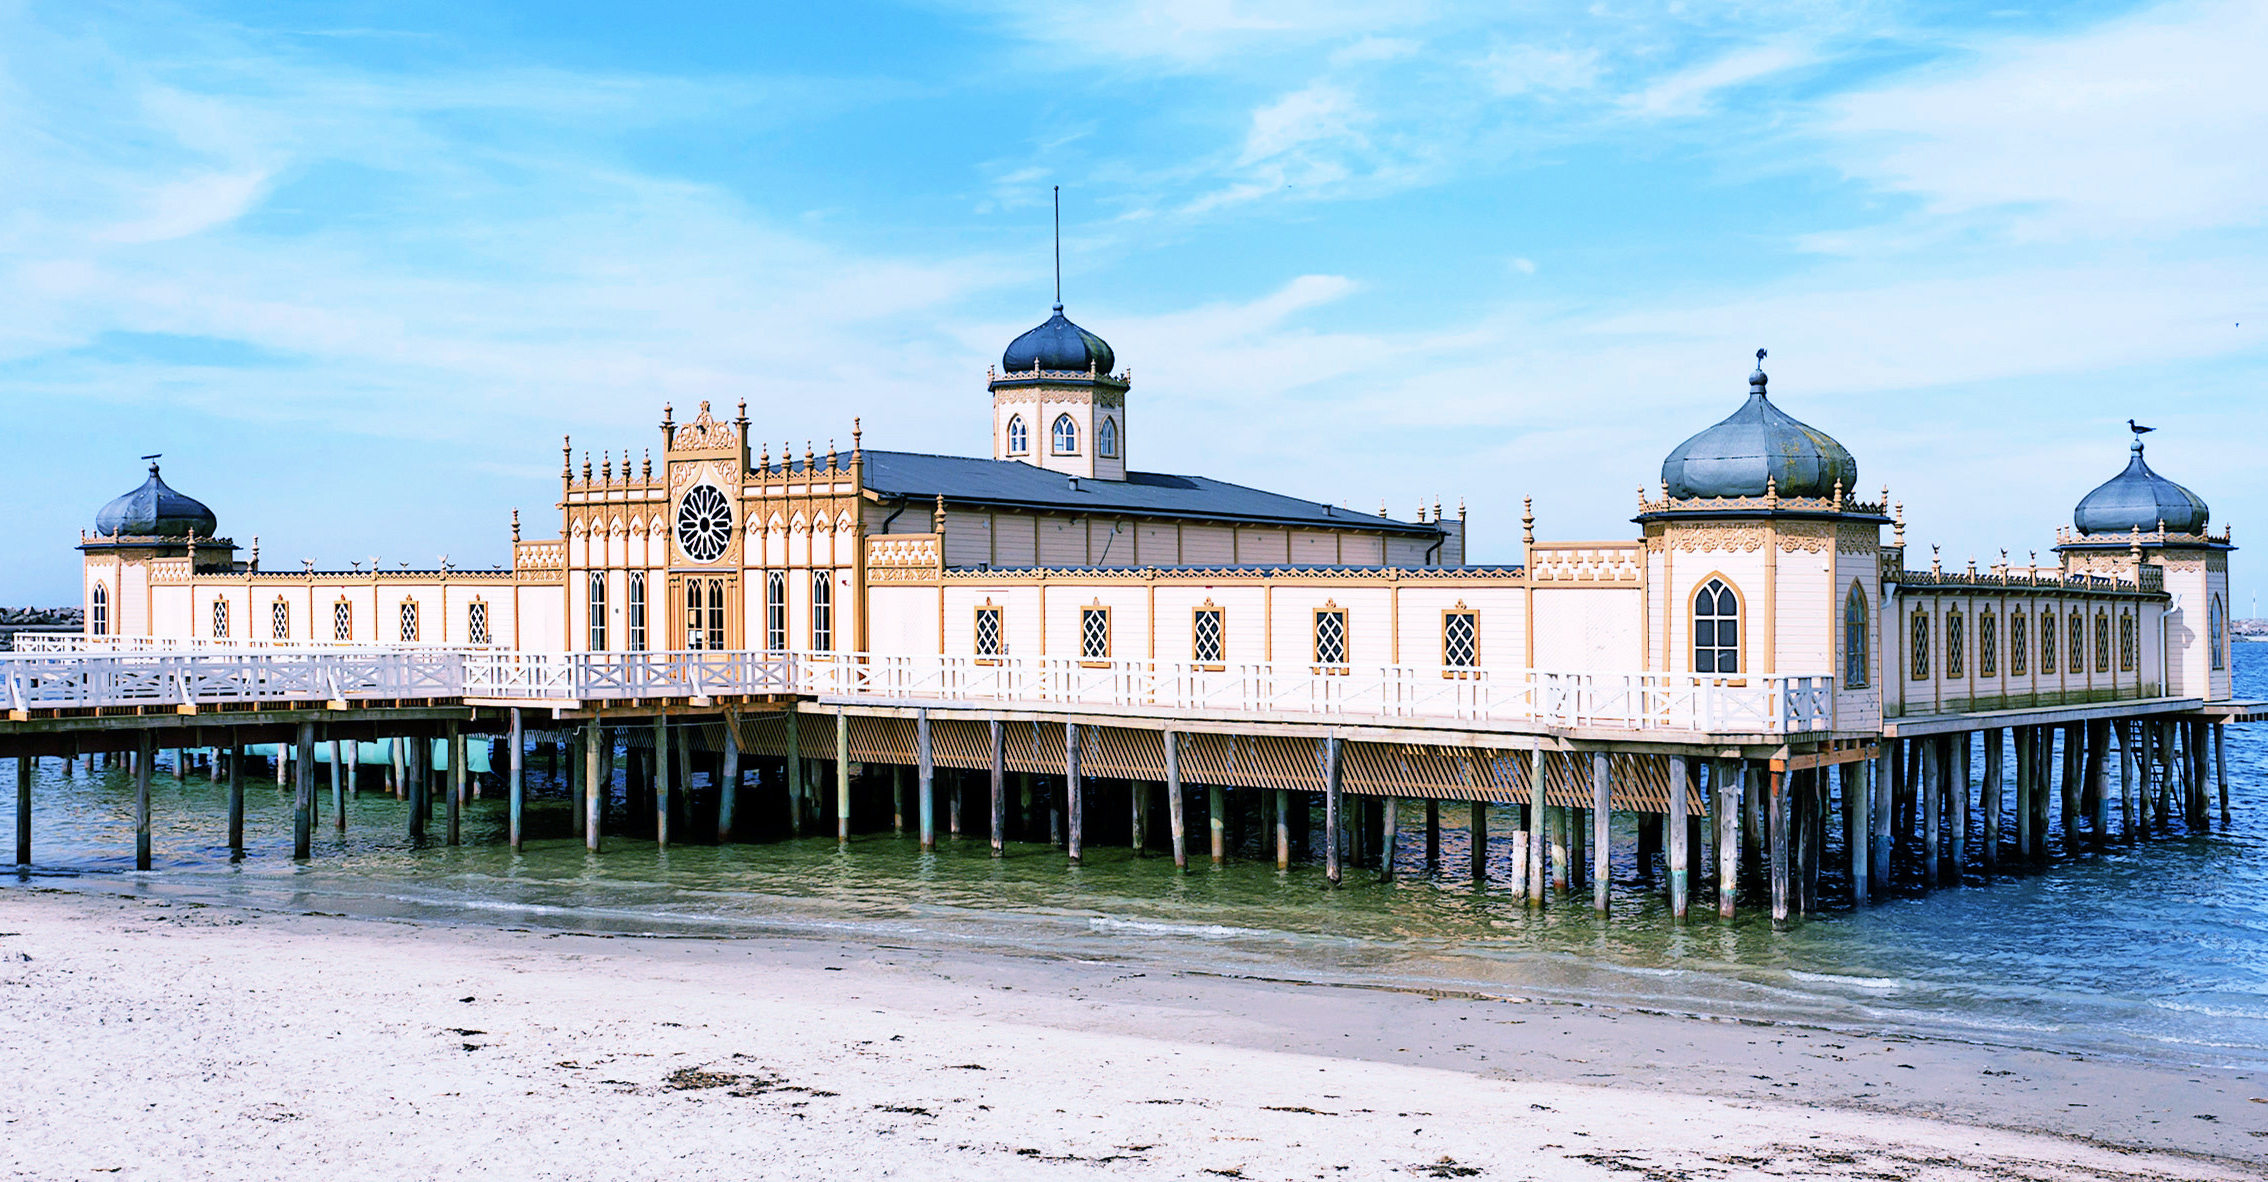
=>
[1693,578,1739,674]
[1052,414,1078,455]
[1097,416,1119,459]
[2211,595,2227,671]
[1842,583,1868,686]
[90,584,108,636]
[1006,414,1029,455]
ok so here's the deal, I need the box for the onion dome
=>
[1660,353,1857,499]
[94,461,218,538]
[1003,304,1115,374]
[2073,435,2208,535]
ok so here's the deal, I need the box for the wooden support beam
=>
[1165,731,1186,872]
[990,718,1007,856]
[648,715,670,847]
[717,720,738,846]
[784,709,802,838]
[1668,754,1690,920]
[1381,796,1400,883]
[917,708,935,852]
[1469,798,1487,886]
[1528,749,1546,907]
[838,711,852,844]
[1768,766,1790,927]
[14,755,30,867]
[1591,751,1610,915]
[329,740,346,835]
[2216,722,2230,827]
[1208,784,1226,866]
[1273,789,1289,870]
[2086,719,2110,847]
[138,732,155,870]
[507,710,524,851]
[294,722,315,859]
[445,723,463,847]
[1064,721,1081,863]
[226,741,244,856]
[1323,736,1343,886]
[1426,798,1442,871]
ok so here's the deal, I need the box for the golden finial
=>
[1764,474,1779,507]
[826,440,838,469]
[852,417,863,459]
[735,398,748,427]
[582,452,592,481]
[562,435,572,478]
[661,403,673,427]
[698,399,711,418]
[511,510,521,543]
[1930,544,1941,575]
[1893,503,1905,546]
[641,449,651,480]
[759,441,771,471]
[1832,478,1844,509]
[1433,497,1442,522]
[1521,497,1535,546]
[601,453,612,481]
[1377,500,1387,518]
[933,493,947,533]
[1967,555,1977,578]
[804,441,815,469]
[1458,498,1466,522]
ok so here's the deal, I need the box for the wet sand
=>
[0,887,2260,1180]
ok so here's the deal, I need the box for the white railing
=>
[15,634,503,654]
[795,652,1838,734]
[0,645,1839,734]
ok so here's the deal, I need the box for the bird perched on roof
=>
[2128,419,2155,435]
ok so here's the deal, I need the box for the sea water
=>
[6,646,2263,1071]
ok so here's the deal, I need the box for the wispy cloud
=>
[1622,39,1821,118]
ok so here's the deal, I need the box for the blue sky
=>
[2,0,2262,606]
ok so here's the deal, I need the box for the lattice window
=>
[975,606,1003,656]
[1192,608,1224,664]
[587,572,607,651]
[1097,416,1119,459]
[1052,414,1078,455]
[705,579,726,651]
[400,600,420,643]
[467,600,490,646]
[90,584,108,636]
[2039,609,2057,674]
[1979,609,1997,678]
[685,580,706,649]
[334,600,352,642]
[765,570,787,652]
[2120,614,2138,672]
[811,570,833,652]
[1946,611,1965,679]
[626,572,646,652]
[1006,414,1028,455]
[1909,608,1931,680]
[1843,584,1869,687]
[271,599,290,640]
[1443,611,1478,668]
[2010,611,2028,676]
[2211,595,2227,671]
[211,598,229,639]
[1314,609,1348,668]
[1081,606,1111,659]
[2069,613,2085,677]
[1694,579,1739,674]
[2094,612,2111,673]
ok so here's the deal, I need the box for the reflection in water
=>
[9,648,2266,1071]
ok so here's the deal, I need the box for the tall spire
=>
[1053,185,1062,309]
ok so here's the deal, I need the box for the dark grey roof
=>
[94,463,218,538]
[2074,439,2209,535]
[1002,305,1114,374]
[856,449,1442,536]
[1661,363,1857,499]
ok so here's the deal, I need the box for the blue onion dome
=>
[2073,437,2208,534]
[1660,355,1857,499]
[94,461,218,537]
[1003,304,1115,374]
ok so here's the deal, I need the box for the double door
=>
[669,574,738,650]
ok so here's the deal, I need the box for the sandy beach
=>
[0,887,2257,1180]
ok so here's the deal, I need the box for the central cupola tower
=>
[990,303,1128,480]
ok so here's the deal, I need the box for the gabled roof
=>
[852,449,1442,537]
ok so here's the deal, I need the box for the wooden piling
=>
[1379,796,1400,883]
[1274,788,1290,870]
[2192,719,2212,829]
[2086,719,2110,846]
[14,756,30,866]
[1468,798,1487,885]
[137,732,156,870]
[1952,735,1970,878]
[2154,720,2175,833]
[293,723,315,860]
[2216,722,2230,827]
[1528,748,1546,906]
[1323,736,1343,886]
[652,715,674,848]
[917,709,936,852]
[2116,721,2136,840]
[1591,751,1610,915]
[2058,722,2080,849]
[1129,773,1145,854]
[1426,799,1442,870]
[893,763,907,834]
[1064,722,1082,863]
[329,740,346,833]
[406,731,428,843]
[714,720,737,845]
[1208,784,1227,866]
[989,718,1007,856]
[1668,754,1690,920]
[837,711,852,843]
[505,709,524,851]
[1919,739,1939,887]
[1165,732,1186,871]
[445,723,463,846]
[225,741,244,855]
[1980,728,2002,867]
[783,709,802,837]
[1764,767,1790,926]
[1510,802,1530,898]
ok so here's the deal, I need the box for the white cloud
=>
[1480,44,1600,96]
[1823,0,2268,236]
[962,0,1431,67]
[1240,82,1365,163]
[99,169,271,243]
[1623,39,1817,118]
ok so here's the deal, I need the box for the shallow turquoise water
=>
[7,646,2264,1070]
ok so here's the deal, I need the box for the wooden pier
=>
[3,646,2258,925]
